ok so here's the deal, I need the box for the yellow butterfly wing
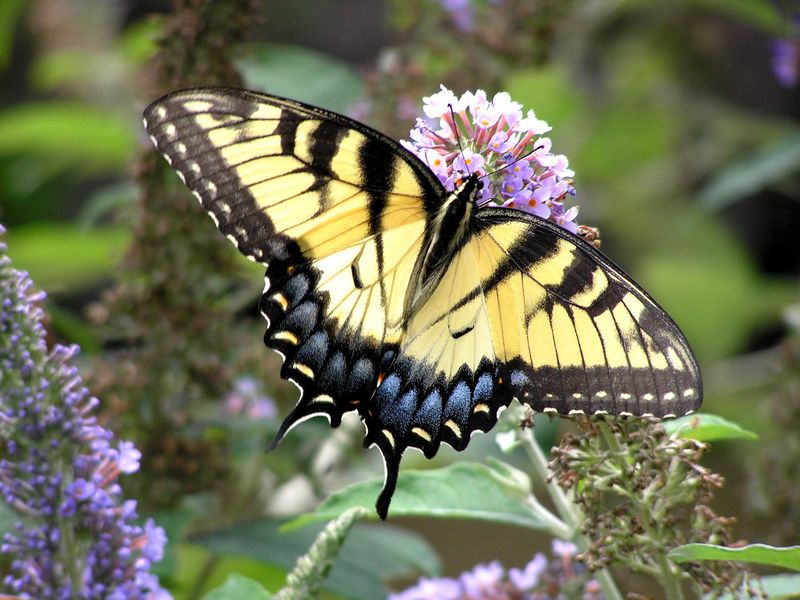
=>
[144,88,443,444]
[365,208,701,516]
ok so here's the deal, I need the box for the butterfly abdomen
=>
[415,173,480,303]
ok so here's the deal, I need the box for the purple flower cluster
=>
[772,38,799,87]
[439,0,504,33]
[0,226,170,599]
[401,86,579,233]
[224,376,277,420]
[389,539,604,600]
[771,11,800,87]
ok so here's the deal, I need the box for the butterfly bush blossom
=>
[389,539,604,600]
[0,226,170,599]
[401,86,579,233]
[438,0,505,33]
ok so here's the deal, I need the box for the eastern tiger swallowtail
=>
[143,87,702,519]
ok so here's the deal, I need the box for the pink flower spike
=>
[550,154,575,177]
[475,104,501,130]
[527,188,552,218]
[488,131,513,154]
[422,85,461,118]
[117,441,142,474]
[513,130,536,157]
[464,89,488,119]
[423,149,450,179]
[454,149,485,176]
[401,86,580,233]
[457,110,474,136]
[516,109,551,135]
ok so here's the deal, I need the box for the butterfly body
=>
[144,88,702,518]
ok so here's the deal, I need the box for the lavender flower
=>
[771,8,800,87]
[0,225,170,599]
[439,0,506,33]
[402,86,579,232]
[441,0,475,33]
[224,376,277,420]
[388,539,603,599]
[772,38,799,87]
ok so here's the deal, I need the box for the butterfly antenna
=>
[483,143,545,180]
[447,103,471,177]
[476,144,547,209]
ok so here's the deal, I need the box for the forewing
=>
[476,208,702,416]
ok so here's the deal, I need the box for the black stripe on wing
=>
[476,208,703,418]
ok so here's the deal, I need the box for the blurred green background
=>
[1,0,799,597]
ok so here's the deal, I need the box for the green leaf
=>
[0,0,26,69]
[700,133,800,210]
[669,543,800,572]
[30,51,95,92]
[119,19,162,65]
[5,224,128,290]
[287,462,547,530]
[202,574,272,600]
[682,0,786,33]
[192,520,439,600]
[663,413,757,441]
[237,43,364,114]
[505,66,584,128]
[0,103,135,175]
[639,213,793,361]
[709,574,800,599]
[706,574,800,600]
[78,181,138,226]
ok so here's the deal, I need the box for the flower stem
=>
[656,554,686,600]
[517,426,624,600]
[274,506,369,600]
[519,428,577,525]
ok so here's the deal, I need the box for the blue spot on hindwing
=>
[319,350,346,396]
[379,387,416,434]
[413,389,442,434]
[294,330,329,370]
[444,381,471,423]
[474,372,493,403]
[284,301,318,338]
[283,274,310,306]
[375,373,402,410]
[346,358,374,397]
[510,370,530,387]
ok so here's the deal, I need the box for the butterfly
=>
[143,87,702,519]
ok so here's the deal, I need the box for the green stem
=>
[275,506,369,600]
[598,421,621,453]
[526,492,572,540]
[656,553,686,600]
[517,427,624,600]
[518,428,576,526]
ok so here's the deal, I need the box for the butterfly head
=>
[455,172,483,205]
